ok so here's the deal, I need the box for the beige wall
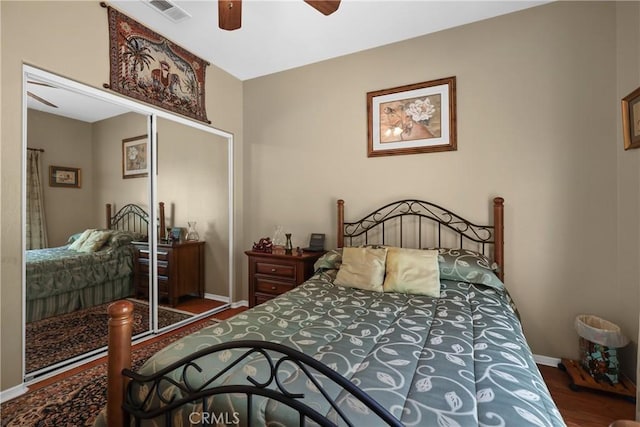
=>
[27,110,94,247]
[243,1,639,378]
[0,1,243,391]
[615,1,640,399]
[92,112,149,222]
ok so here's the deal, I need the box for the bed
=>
[100,196,566,427]
[25,202,165,323]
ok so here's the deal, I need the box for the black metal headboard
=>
[337,197,505,281]
[105,203,149,235]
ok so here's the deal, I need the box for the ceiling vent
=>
[145,0,191,22]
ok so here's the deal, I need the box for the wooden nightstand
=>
[245,250,324,307]
[133,240,205,307]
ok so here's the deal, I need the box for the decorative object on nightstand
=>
[170,227,182,243]
[186,221,199,241]
[272,225,285,254]
[303,233,325,252]
[133,240,205,307]
[252,237,273,253]
[245,250,325,307]
[285,233,293,255]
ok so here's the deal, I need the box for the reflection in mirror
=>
[152,117,230,330]
[23,72,152,377]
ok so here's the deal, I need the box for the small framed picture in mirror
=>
[49,165,81,188]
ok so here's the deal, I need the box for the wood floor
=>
[539,364,636,426]
[25,303,638,426]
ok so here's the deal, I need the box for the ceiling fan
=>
[27,81,58,109]
[218,0,341,31]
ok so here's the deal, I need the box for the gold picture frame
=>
[367,76,457,157]
[49,165,81,188]
[122,135,149,179]
[621,85,640,150]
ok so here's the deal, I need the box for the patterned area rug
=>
[26,299,193,373]
[2,319,219,426]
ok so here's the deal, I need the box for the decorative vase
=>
[285,233,293,255]
[186,221,199,241]
[272,225,285,254]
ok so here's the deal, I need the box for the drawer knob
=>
[271,286,277,290]
[271,268,276,272]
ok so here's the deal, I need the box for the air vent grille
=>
[146,0,191,22]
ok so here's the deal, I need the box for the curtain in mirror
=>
[25,149,48,250]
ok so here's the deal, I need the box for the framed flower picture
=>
[621,85,640,150]
[367,77,457,157]
[122,135,149,179]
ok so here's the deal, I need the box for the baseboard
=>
[203,293,248,309]
[231,300,248,309]
[0,383,28,403]
[534,354,562,367]
[204,293,229,303]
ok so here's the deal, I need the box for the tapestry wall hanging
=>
[104,4,209,123]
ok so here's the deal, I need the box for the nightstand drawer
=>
[255,262,296,279]
[134,241,205,307]
[255,278,295,295]
[137,259,169,276]
[136,248,171,262]
[246,250,325,308]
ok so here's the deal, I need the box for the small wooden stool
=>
[559,358,636,403]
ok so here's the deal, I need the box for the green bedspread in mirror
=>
[25,244,135,322]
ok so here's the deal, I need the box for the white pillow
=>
[383,248,440,297]
[68,229,96,251]
[334,247,387,292]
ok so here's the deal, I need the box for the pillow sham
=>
[334,247,387,292]
[107,230,145,248]
[77,230,112,253]
[432,248,504,290]
[68,229,96,251]
[314,248,343,272]
[67,232,84,244]
[383,248,440,297]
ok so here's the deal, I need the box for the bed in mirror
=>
[22,65,234,381]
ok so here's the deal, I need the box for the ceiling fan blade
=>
[304,0,341,16]
[27,91,58,108]
[219,0,242,31]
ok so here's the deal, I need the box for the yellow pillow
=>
[334,247,387,292]
[77,230,112,253]
[68,229,96,251]
[383,248,440,297]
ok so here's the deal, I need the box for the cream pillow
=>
[383,248,441,297]
[334,247,387,292]
[77,230,112,253]
[68,229,96,251]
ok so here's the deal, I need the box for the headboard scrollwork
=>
[105,202,166,240]
[337,197,504,281]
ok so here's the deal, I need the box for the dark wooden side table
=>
[245,250,324,307]
[133,240,205,306]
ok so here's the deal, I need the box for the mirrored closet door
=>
[22,65,234,381]
[153,117,231,332]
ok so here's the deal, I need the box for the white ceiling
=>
[111,0,548,81]
[27,0,548,121]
